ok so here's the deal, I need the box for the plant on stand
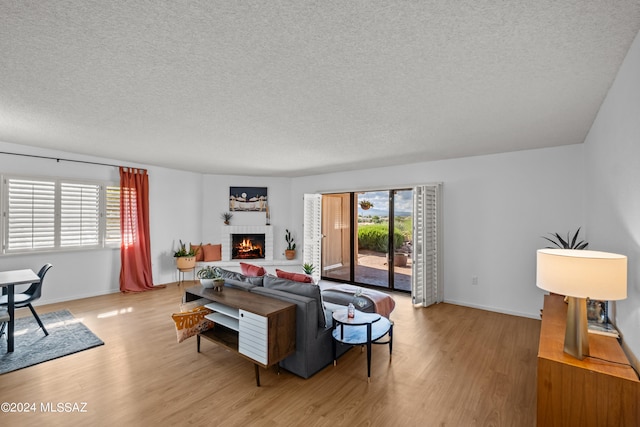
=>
[174,240,199,270]
[285,229,296,260]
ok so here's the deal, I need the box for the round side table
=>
[332,308,393,382]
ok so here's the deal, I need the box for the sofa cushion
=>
[224,278,257,292]
[216,267,264,286]
[202,244,222,261]
[275,269,313,283]
[263,275,325,328]
[240,262,267,277]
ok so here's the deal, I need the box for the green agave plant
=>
[302,263,315,275]
[542,227,588,250]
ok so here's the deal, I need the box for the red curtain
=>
[119,167,155,292]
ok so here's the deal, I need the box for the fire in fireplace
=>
[231,234,266,259]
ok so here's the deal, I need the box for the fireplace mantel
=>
[222,225,273,261]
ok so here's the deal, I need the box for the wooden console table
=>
[537,294,640,426]
[185,285,296,386]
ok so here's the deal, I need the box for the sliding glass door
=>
[355,191,390,288]
[321,193,351,282]
[320,189,413,292]
[392,190,413,292]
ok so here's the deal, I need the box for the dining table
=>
[0,269,40,353]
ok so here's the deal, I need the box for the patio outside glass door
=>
[355,191,390,288]
[392,189,413,292]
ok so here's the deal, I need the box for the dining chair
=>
[0,309,8,340]
[0,263,53,337]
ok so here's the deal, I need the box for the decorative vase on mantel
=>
[221,212,233,226]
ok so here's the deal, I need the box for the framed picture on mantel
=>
[229,187,268,212]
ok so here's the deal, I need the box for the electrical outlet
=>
[472,276,478,286]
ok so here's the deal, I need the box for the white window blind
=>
[105,185,121,245]
[3,176,121,253]
[6,178,56,251]
[60,182,100,247]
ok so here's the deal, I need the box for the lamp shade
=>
[536,249,627,301]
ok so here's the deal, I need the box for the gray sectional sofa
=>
[213,268,381,379]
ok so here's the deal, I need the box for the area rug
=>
[0,309,104,375]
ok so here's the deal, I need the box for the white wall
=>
[292,144,585,318]
[584,29,640,364]
[149,166,202,285]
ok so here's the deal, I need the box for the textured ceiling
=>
[1,1,639,177]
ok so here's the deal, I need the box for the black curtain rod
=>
[0,151,146,172]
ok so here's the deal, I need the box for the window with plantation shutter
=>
[2,176,121,254]
[105,185,121,246]
[5,178,56,251]
[60,182,100,247]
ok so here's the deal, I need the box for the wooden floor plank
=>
[0,283,540,426]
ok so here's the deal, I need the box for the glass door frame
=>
[320,188,412,293]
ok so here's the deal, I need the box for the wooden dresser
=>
[537,294,640,426]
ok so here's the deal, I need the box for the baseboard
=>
[443,298,540,320]
[35,288,120,307]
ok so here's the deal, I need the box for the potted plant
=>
[302,263,315,275]
[542,227,588,250]
[285,229,296,260]
[174,240,199,270]
[359,199,373,210]
[197,266,225,290]
[221,212,233,225]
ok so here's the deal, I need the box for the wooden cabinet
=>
[537,294,640,426]
[185,286,296,386]
[238,309,269,364]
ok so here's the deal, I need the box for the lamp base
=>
[564,296,590,360]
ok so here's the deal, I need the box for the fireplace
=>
[222,226,273,261]
[232,234,265,259]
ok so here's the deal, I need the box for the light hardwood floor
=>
[0,283,540,426]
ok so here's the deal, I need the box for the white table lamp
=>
[536,249,627,360]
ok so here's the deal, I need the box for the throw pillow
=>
[202,244,222,262]
[171,300,214,343]
[240,262,267,277]
[190,243,205,262]
[276,269,313,283]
